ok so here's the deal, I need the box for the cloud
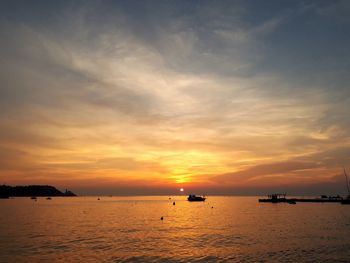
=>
[0,1,350,194]
[209,145,350,189]
[315,0,350,22]
[212,160,320,184]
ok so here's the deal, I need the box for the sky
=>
[0,0,350,195]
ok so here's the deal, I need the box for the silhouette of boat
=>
[341,168,350,205]
[30,196,37,200]
[187,195,206,202]
[259,193,343,203]
[259,193,288,203]
[259,169,350,205]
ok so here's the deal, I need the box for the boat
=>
[187,195,206,202]
[259,193,343,203]
[259,193,288,203]
[342,199,350,204]
[259,169,350,205]
[341,168,350,205]
[30,196,37,200]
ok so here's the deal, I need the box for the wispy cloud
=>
[0,1,349,194]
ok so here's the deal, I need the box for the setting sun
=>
[180,188,184,192]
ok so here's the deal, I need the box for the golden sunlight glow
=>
[1,3,348,195]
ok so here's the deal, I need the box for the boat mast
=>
[344,168,350,196]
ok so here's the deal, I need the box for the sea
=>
[0,196,350,262]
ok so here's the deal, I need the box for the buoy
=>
[161,216,164,220]
[211,206,213,208]
[97,198,100,200]
[173,201,175,205]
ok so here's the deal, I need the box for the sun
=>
[180,188,184,192]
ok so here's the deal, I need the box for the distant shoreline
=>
[0,185,77,197]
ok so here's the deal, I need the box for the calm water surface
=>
[0,196,350,262]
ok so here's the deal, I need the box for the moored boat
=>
[341,199,350,205]
[341,168,350,205]
[259,193,288,203]
[187,195,206,202]
[259,194,343,203]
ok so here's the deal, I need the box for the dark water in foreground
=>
[0,196,350,262]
